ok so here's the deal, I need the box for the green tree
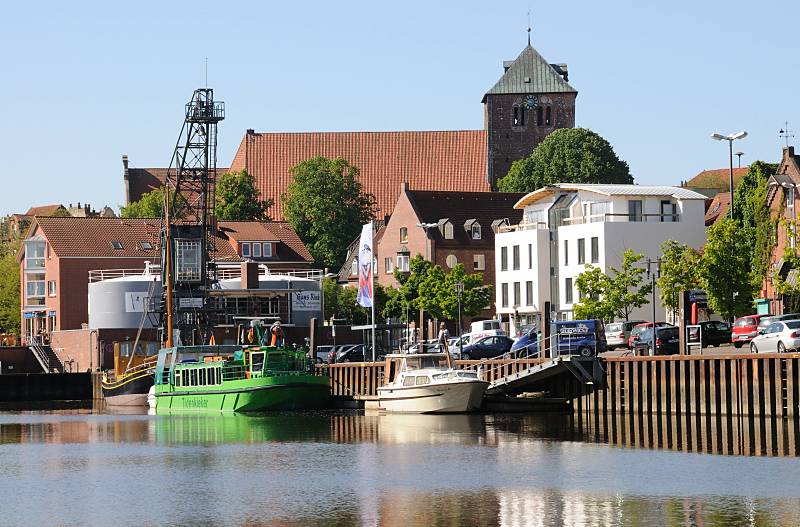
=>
[733,161,777,289]
[700,218,753,320]
[656,240,701,319]
[324,283,392,325]
[49,207,71,218]
[282,157,377,269]
[497,128,632,193]
[215,170,272,221]
[573,250,652,321]
[0,249,20,333]
[120,187,167,218]
[384,255,434,322]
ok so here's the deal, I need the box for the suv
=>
[634,326,679,355]
[605,320,647,350]
[732,315,765,348]
[697,320,731,347]
[551,320,607,357]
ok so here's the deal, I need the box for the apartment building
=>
[495,184,707,333]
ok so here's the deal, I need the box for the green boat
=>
[153,342,329,413]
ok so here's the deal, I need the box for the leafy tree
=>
[323,282,392,325]
[656,240,701,320]
[497,128,632,193]
[282,157,377,269]
[215,170,272,221]
[49,207,71,218]
[700,218,753,320]
[436,264,492,321]
[0,249,20,333]
[733,161,777,289]
[384,255,434,322]
[120,187,167,218]
[573,250,652,321]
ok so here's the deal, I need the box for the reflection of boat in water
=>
[377,413,485,444]
[377,353,488,413]
[154,413,333,444]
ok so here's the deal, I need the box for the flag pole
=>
[371,220,376,362]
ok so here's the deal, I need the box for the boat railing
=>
[106,356,158,383]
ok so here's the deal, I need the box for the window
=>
[402,375,415,387]
[415,376,430,386]
[512,245,520,270]
[545,106,552,125]
[501,283,509,307]
[536,106,543,126]
[565,278,573,304]
[528,244,533,269]
[446,254,458,268]
[513,282,521,307]
[473,254,485,271]
[199,369,207,386]
[253,241,261,258]
[175,239,202,282]
[351,258,358,276]
[190,369,198,386]
[140,241,153,250]
[591,237,599,263]
[400,227,408,243]
[577,239,585,264]
[563,240,569,265]
[385,257,394,274]
[181,370,188,387]
[788,188,795,208]
[397,253,410,272]
[262,243,273,257]
[520,107,526,126]
[24,240,45,270]
[47,280,56,297]
[111,241,124,250]
[444,222,454,239]
[660,200,677,222]
[628,200,643,222]
[471,223,481,240]
[526,281,534,306]
[241,242,251,258]
[500,247,508,271]
[513,106,520,126]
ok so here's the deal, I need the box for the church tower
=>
[483,38,577,189]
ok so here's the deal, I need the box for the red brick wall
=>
[376,190,428,288]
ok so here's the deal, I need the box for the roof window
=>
[111,241,124,250]
[140,241,153,250]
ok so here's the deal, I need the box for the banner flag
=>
[356,223,373,308]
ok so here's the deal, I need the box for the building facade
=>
[495,184,707,334]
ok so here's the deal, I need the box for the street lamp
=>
[711,131,747,218]
[645,258,662,357]
[416,222,438,352]
[735,151,744,168]
[455,280,464,359]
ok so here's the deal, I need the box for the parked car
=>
[634,325,680,355]
[757,313,800,333]
[551,319,607,357]
[311,345,335,364]
[510,327,539,357]
[329,344,366,363]
[605,320,647,350]
[628,322,671,348]
[460,335,515,360]
[750,320,800,353]
[731,315,766,348]
[697,320,731,347]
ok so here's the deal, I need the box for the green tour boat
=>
[153,341,329,413]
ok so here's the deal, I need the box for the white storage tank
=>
[88,273,162,330]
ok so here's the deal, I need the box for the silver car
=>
[749,320,800,353]
[605,320,646,350]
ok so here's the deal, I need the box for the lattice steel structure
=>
[161,88,225,345]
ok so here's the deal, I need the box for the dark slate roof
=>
[407,190,525,248]
[483,44,576,101]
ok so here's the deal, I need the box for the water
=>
[1,410,799,526]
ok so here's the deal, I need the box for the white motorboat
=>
[377,353,488,413]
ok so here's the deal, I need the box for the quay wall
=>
[0,373,92,402]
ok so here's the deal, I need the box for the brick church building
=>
[125,40,577,220]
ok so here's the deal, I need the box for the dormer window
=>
[471,223,481,240]
[444,223,453,239]
[253,242,261,258]
[262,242,273,258]
[241,242,251,258]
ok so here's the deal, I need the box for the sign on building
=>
[292,291,321,312]
[124,292,148,313]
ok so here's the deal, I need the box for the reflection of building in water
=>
[377,491,500,527]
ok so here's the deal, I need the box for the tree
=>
[120,187,167,218]
[733,161,777,289]
[0,249,20,333]
[573,250,652,321]
[215,170,272,221]
[700,218,753,320]
[282,157,377,269]
[656,240,701,320]
[497,128,632,193]
[323,282,392,325]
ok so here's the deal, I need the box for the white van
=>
[461,320,505,345]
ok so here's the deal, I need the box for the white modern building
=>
[494,184,708,333]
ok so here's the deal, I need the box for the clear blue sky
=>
[0,1,797,216]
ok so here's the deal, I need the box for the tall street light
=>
[455,280,464,359]
[711,131,747,218]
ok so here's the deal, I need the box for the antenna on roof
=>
[527,9,532,46]
[204,57,208,88]
[780,121,794,148]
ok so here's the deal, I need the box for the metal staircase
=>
[28,337,64,373]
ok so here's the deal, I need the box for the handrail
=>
[28,336,53,373]
[561,212,680,226]
[496,222,548,233]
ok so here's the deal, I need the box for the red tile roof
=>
[26,217,311,263]
[24,204,64,216]
[704,192,730,226]
[126,167,229,203]
[686,167,748,192]
[228,130,490,220]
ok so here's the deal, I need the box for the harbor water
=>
[1,410,799,526]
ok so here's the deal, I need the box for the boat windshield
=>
[250,352,265,373]
[403,355,448,371]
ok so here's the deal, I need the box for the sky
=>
[0,0,797,217]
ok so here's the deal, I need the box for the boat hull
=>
[377,380,488,413]
[102,371,154,407]
[155,374,329,413]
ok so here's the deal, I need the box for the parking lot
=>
[602,342,748,357]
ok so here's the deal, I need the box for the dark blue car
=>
[551,320,607,357]
[511,328,539,357]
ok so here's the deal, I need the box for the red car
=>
[731,314,766,348]
[627,322,671,348]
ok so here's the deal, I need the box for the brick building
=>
[763,146,800,314]
[17,217,312,370]
[124,41,576,219]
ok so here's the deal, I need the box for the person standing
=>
[437,322,450,354]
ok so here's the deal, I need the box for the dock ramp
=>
[485,355,603,397]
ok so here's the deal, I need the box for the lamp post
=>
[646,258,662,357]
[318,269,337,326]
[711,131,748,218]
[455,280,464,359]
[416,222,438,352]
[735,151,744,169]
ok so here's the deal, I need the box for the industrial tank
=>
[88,274,162,330]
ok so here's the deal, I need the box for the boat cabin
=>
[381,352,479,387]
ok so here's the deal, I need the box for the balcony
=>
[496,221,548,233]
[560,212,680,226]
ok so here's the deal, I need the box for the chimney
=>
[122,155,131,205]
[241,261,260,290]
[788,146,796,158]
[246,128,255,135]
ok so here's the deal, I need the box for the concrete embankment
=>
[0,373,95,409]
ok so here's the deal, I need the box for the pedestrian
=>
[437,322,450,353]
